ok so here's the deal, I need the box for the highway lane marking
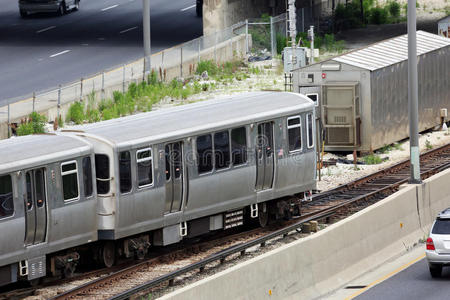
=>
[49,50,71,58]
[180,4,196,11]
[345,253,426,300]
[36,26,56,33]
[119,26,138,34]
[101,4,118,11]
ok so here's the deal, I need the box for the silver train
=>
[0,92,316,286]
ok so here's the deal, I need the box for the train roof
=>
[0,134,91,174]
[332,31,450,71]
[69,92,313,148]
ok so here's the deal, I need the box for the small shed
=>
[438,16,450,38]
[293,31,450,153]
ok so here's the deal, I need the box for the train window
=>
[61,161,79,201]
[165,145,171,181]
[82,157,93,197]
[197,134,213,174]
[307,113,314,148]
[214,131,230,170]
[231,127,247,165]
[136,148,153,188]
[306,93,319,106]
[95,154,110,195]
[287,116,302,152]
[34,169,46,208]
[0,175,14,218]
[25,173,32,210]
[119,151,132,193]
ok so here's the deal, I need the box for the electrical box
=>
[283,47,307,73]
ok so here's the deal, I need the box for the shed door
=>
[255,122,274,191]
[24,168,47,246]
[164,142,183,214]
[322,84,360,146]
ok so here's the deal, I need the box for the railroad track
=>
[28,143,450,299]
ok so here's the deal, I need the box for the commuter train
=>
[0,92,316,286]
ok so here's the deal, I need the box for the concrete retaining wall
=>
[161,168,450,300]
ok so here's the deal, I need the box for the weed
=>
[378,144,392,154]
[196,60,219,76]
[16,112,46,136]
[16,123,34,136]
[363,154,382,165]
[66,101,85,124]
[425,139,433,150]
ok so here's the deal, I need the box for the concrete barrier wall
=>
[0,34,247,139]
[161,168,450,300]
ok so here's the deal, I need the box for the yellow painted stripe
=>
[345,253,426,300]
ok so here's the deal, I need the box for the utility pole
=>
[287,0,297,66]
[309,25,314,64]
[143,0,151,77]
[408,0,421,184]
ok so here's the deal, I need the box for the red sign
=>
[322,73,326,79]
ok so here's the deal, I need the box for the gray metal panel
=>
[27,256,46,280]
[333,31,450,71]
[71,92,314,148]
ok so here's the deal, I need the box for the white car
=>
[425,208,450,277]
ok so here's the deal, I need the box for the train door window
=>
[197,134,213,174]
[306,93,319,106]
[82,157,93,197]
[95,154,110,195]
[307,113,314,149]
[287,116,302,152]
[25,173,32,210]
[0,175,14,218]
[214,131,230,170]
[119,151,132,193]
[34,169,46,208]
[173,142,182,178]
[165,145,171,181]
[136,148,153,188]
[61,161,79,202]
[231,127,247,166]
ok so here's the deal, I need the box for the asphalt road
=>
[0,0,202,105]
[356,258,450,300]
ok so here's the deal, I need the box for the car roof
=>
[438,208,450,219]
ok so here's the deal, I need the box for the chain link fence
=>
[0,13,287,139]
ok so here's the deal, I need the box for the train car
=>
[293,31,450,153]
[0,134,97,286]
[65,91,316,264]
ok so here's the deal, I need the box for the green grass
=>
[425,139,433,150]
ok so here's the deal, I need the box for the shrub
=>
[66,102,85,124]
[363,154,382,165]
[16,112,46,136]
[387,1,401,18]
[196,60,219,76]
[369,7,388,24]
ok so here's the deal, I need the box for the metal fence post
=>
[270,16,276,59]
[214,31,217,62]
[180,47,183,78]
[7,103,10,138]
[245,19,249,55]
[80,78,83,101]
[102,72,105,100]
[122,64,126,93]
[198,38,201,63]
[57,85,61,124]
[32,92,36,112]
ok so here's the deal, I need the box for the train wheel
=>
[258,203,269,227]
[101,241,116,268]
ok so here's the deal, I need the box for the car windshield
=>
[432,219,450,234]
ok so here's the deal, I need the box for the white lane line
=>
[180,4,195,11]
[36,26,56,33]
[49,50,70,58]
[101,4,118,11]
[119,26,138,34]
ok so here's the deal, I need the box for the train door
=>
[164,142,183,214]
[24,168,47,246]
[255,122,274,191]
